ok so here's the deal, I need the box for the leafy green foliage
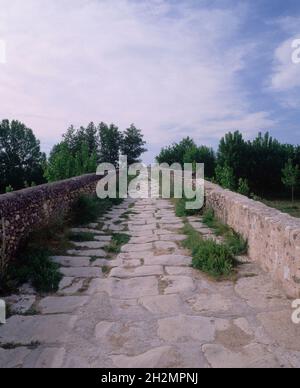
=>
[237,178,250,197]
[5,243,62,294]
[217,131,300,197]
[192,240,234,278]
[262,199,300,218]
[182,224,234,278]
[99,122,123,166]
[202,209,248,255]
[45,127,98,182]
[282,159,299,203]
[0,120,46,193]
[217,131,248,188]
[45,122,147,182]
[183,145,216,178]
[215,164,236,190]
[156,137,216,178]
[156,137,196,166]
[5,185,13,193]
[225,231,248,256]
[175,197,202,217]
[105,233,130,254]
[121,124,147,165]
[157,131,300,201]
[71,195,124,226]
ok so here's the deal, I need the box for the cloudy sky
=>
[0,0,300,162]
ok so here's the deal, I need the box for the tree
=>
[215,164,236,190]
[74,142,97,176]
[99,123,123,166]
[156,137,197,166]
[46,122,147,181]
[121,124,147,165]
[45,142,76,182]
[63,122,99,156]
[183,145,216,178]
[237,178,250,197]
[217,131,249,187]
[0,119,46,193]
[282,159,299,203]
[249,132,289,196]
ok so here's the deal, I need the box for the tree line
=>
[0,119,147,193]
[156,131,300,201]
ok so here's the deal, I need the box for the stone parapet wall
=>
[205,181,300,298]
[0,174,101,261]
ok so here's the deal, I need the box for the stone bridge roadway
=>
[0,197,300,368]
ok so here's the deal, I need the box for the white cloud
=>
[268,16,300,111]
[0,0,275,161]
[271,38,300,91]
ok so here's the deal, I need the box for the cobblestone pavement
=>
[1,192,300,367]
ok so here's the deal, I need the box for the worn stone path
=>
[1,193,300,367]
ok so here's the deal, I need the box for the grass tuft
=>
[182,224,234,278]
[202,209,248,255]
[8,247,62,293]
[105,233,130,254]
[175,197,202,218]
[71,195,124,226]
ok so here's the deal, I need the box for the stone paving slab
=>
[52,256,91,267]
[121,243,154,253]
[144,254,191,266]
[70,228,104,235]
[110,346,179,368]
[159,223,185,230]
[93,277,160,299]
[158,314,227,343]
[31,347,66,368]
[0,315,77,345]
[202,343,280,368]
[71,241,108,249]
[139,295,185,315]
[118,251,152,260]
[38,296,89,314]
[159,234,187,242]
[58,278,85,295]
[94,235,112,242]
[110,265,164,279]
[4,295,36,315]
[154,241,178,251]
[60,267,102,278]
[257,310,300,351]
[66,249,106,257]
[129,236,160,244]
[0,347,32,368]
[162,276,196,295]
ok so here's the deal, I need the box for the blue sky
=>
[0,0,299,162]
